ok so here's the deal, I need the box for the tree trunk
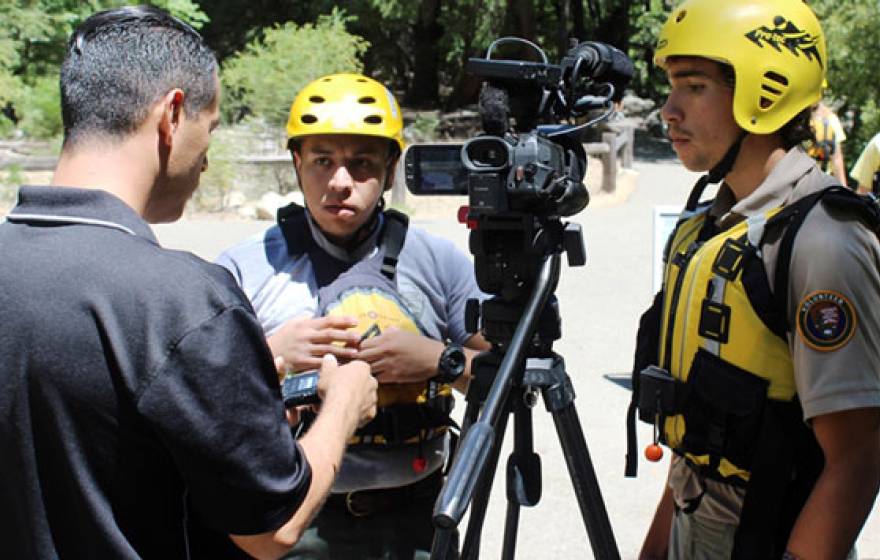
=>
[406,0,444,107]
[595,0,631,52]
[571,0,586,43]
[555,0,570,56]
[447,1,483,110]
[586,0,600,22]
[504,0,537,44]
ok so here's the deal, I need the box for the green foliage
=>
[627,1,670,100]
[0,0,209,138]
[811,0,880,163]
[11,74,63,138]
[192,127,237,211]
[220,9,369,126]
[407,112,440,142]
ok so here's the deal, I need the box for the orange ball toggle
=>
[645,444,663,462]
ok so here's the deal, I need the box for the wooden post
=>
[601,131,618,193]
[622,126,634,169]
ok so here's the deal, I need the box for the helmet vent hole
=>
[759,71,789,110]
[301,114,318,124]
[322,78,332,82]
[364,115,383,125]
[358,96,376,104]
[309,96,325,103]
[675,9,687,23]
[764,71,789,88]
[357,78,368,82]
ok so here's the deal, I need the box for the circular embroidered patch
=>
[796,290,857,352]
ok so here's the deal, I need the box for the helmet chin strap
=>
[685,131,748,211]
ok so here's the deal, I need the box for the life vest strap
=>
[767,185,880,332]
[352,401,457,446]
[380,208,408,280]
[731,399,823,559]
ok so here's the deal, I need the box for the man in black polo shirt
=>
[0,6,377,559]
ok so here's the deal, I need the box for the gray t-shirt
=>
[217,212,482,492]
[669,147,880,523]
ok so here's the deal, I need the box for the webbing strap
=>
[702,275,727,356]
[746,214,767,256]
[731,400,823,559]
[380,208,409,280]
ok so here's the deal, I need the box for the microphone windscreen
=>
[479,84,510,136]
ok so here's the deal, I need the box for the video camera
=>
[404,37,633,302]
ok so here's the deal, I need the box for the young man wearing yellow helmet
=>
[627,1,880,559]
[217,73,489,559]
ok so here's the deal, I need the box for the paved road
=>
[155,158,880,559]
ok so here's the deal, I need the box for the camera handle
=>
[430,253,620,559]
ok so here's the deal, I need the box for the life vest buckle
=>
[637,365,680,424]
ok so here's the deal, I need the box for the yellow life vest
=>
[657,205,795,483]
[628,185,875,557]
[278,202,455,448]
[806,116,836,169]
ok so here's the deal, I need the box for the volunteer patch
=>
[796,290,857,351]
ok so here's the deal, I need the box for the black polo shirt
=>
[0,186,311,558]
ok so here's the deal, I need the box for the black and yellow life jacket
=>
[625,184,880,559]
[277,203,454,448]
[807,116,837,168]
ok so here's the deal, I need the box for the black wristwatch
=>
[434,341,466,384]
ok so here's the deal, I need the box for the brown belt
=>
[324,469,443,517]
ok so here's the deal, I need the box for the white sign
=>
[653,205,682,293]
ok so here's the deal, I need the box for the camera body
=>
[404,132,586,217]
[404,38,632,212]
[405,37,632,301]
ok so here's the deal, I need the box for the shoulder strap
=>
[380,208,409,280]
[766,185,880,332]
[276,202,353,287]
[276,202,309,256]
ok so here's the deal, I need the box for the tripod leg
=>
[460,409,510,560]
[501,391,543,559]
[430,526,460,560]
[551,399,620,559]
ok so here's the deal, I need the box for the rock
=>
[255,191,303,220]
[223,190,247,209]
[621,93,656,116]
[237,205,258,220]
[644,108,667,139]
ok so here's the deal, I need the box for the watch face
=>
[439,344,465,382]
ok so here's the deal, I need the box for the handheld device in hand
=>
[281,370,320,408]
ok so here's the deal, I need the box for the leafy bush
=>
[0,0,208,139]
[12,75,63,139]
[221,9,369,126]
[406,112,440,142]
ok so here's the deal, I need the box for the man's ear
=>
[384,155,400,192]
[157,89,185,148]
[290,148,304,191]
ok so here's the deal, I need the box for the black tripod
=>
[430,251,620,560]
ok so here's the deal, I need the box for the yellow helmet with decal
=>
[286,73,405,153]
[655,0,826,134]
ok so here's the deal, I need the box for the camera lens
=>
[463,138,509,171]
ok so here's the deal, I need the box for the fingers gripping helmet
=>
[655,0,826,134]
[286,73,405,154]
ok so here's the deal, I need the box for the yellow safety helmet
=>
[655,0,826,135]
[286,73,405,153]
